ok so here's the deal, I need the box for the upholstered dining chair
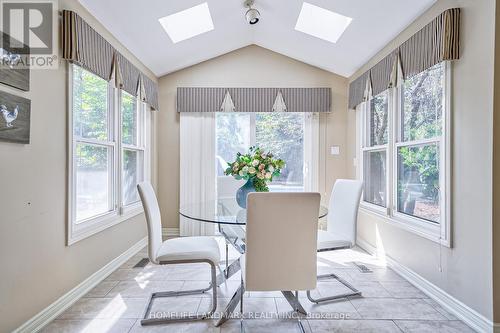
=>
[137,182,221,326]
[306,179,363,303]
[217,192,321,332]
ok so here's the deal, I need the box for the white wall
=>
[0,1,157,331]
[348,0,495,320]
[157,45,349,229]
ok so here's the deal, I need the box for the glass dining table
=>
[179,197,328,327]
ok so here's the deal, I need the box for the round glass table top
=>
[179,198,329,225]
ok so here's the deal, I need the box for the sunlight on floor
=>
[83,295,127,333]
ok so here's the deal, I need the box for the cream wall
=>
[0,1,157,331]
[157,45,349,229]
[347,0,495,320]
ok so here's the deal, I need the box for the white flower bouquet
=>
[224,146,285,192]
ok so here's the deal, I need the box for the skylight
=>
[158,3,214,43]
[295,2,352,44]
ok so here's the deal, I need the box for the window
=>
[216,112,318,197]
[359,62,450,244]
[121,91,145,206]
[68,64,150,244]
[362,91,388,207]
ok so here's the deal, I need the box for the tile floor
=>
[42,239,475,332]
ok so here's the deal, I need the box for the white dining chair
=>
[216,192,321,332]
[306,179,363,303]
[137,182,221,326]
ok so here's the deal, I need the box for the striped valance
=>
[348,8,460,109]
[348,72,370,110]
[177,88,331,113]
[61,10,159,110]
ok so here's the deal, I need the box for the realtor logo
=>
[0,0,58,69]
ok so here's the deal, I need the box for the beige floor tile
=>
[394,320,476,332]
[308,319,402,332]
[166,266,214,281]
[106,280,184,298]
[422,298,458,320]
[129,319,220,333]
[181,279,245,299]
[221,319,310,333]
[146,297,203,319]
[346,281,392,298]
[350,298,447,320]
[380,281,427,298]
[41,247,473,332]
[40,319,137,333]
[105,267,170,282]
[85,281,119,298]
[58,297,147,319]
[275,297,361,320]
[199,297,278,317]
[346,268,405,282]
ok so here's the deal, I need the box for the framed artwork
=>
[0,90,31,144]
[0,32,30,91]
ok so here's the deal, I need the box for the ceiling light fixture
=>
[244,0,260,25]
[158,2,214,43]
[295,2,352,44]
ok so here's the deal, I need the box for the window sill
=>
[67,206,144,246]
[359,203,450,247]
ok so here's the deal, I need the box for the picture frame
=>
[0,90,31,144]
[0,32,30,91]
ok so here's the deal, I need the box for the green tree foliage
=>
[256,113,303,184]
[398,63,443,218]
[216,113,304,185]
[73,66,109,170]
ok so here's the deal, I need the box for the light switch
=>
[330,146,340,155]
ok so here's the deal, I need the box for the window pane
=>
[123,149,143,205]
[256,113,304,191]
[401,63,444,142]
[363,150,387,207]
[369,92,388,146]
[122,92,138,145]
[397,144,440,223]
[216,113,251,176]
[76,144,111,221]
[73,66,108,140]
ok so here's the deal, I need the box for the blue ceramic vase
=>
[236,179,256,209]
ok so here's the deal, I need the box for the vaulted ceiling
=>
[79,0,436,78]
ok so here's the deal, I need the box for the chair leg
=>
[306,273,362,304]
[282,291,307,315]
[240,278,244,333]
[140,261,218,326]
[215,281,245,327]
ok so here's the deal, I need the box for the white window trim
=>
[358,62,451,247]
[67,63,151,245]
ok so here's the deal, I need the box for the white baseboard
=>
[13,237,148,333]
[162,227,180,238]
[356,237,495,333]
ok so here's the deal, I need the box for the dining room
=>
[1,0,499,332]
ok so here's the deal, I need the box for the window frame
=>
[119,90,147,213]
[67,63,151,245]
[358,62,451,246]
[215,112,319,194]
[360,90,390,211]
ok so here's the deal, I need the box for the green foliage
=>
[398,63,443,206]
[256,113,303,183]
[73,66,139,170]
[122,92,137,145]
[224,146,285,192]
[73,66,109,170]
